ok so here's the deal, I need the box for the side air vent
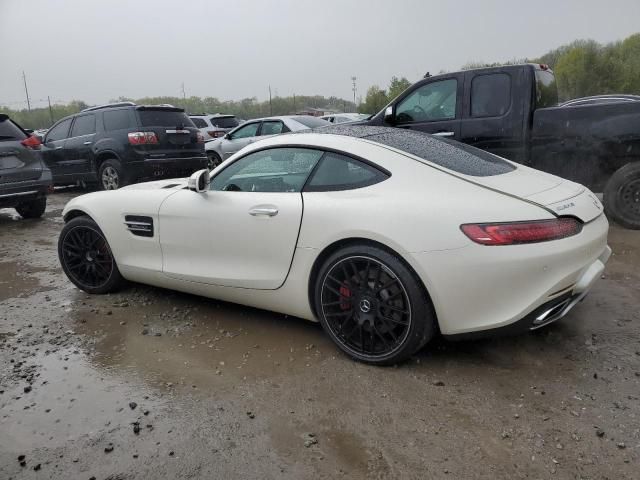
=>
[124,215,154,237]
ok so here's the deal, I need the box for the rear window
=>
[292,116,329,128]
[190,117,208,128]
[137,110,195,128]
[210,116,239,129]
[367,129,516,177]
[535,69,558,108]
[0,117,27,141]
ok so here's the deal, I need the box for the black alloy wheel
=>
[58,216,124,294]
[315,246,435,365]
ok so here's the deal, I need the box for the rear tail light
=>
[128,132,158,145]
[196,132,205,143]
[21,135,42,150]
[460,218,582,245]
[208,130,225,138]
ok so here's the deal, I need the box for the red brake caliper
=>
[339,285,351,310]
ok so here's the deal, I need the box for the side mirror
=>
[383,106,395,124]
[224,133,231,140]
[188,169,210,193]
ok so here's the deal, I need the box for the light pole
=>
[351,76,357,109]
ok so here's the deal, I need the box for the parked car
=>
[558,94,640,107]
[189,113,240,141]
[0,114,52,218]
[362,64,640,229]
[58,126,609,365]
[321,113,370,124]
[204,115,329,168]
[41,102,207,190]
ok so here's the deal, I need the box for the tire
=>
[58,216,124,294]
[603,162,640,229]
[313,244,436,365]
[207,151,222,170]
[98,159,127,190]
[15,196,47,219]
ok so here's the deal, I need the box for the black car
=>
[364,64,640,229]
[0,114,52,218]
[41,102,207,190]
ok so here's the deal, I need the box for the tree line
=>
[2,33,638,129]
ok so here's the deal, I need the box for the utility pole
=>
[181,82,186,101]
[47,96,54,124]
[293,93,296,114]
[268,85,273,116]
[22,71,31,112]
[351,76,357,108]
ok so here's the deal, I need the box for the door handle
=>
[433,131,455,137]
[249,207,278,217]
[83,141,92,145]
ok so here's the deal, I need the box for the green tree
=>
[387,76,412,100]
[358,86,388,114]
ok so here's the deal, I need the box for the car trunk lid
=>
[459,164,603,223]
[0,115,42,184]
[134,106,202,158]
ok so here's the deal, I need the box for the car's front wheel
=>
[15,196,46,219]
[314,245,436,365]
[58,216,124,294]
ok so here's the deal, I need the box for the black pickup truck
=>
[364,64,640,229]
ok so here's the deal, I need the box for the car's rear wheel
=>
[15,196,46,219]
[58,216,124,294]
[207,151,222,170]
[314,245,435,365]
[98,159,126,190]
[604,162,640,229]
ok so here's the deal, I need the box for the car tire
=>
[98,159,127,190]
[603,162,640,230]
[207,151,222,170]
[58,216,125,294]
[15,196,47,219]
[313,244,436,365]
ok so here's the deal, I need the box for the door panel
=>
[391,74,463,139]
[159,190,303,289]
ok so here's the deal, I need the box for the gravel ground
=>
[1,190,639,479]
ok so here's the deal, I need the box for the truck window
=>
[471,73,511,117]
[396,79,457,123]
[535,69,558,108]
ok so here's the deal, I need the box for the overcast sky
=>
[1,0,639,108]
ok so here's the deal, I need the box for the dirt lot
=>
[1,191,639,479]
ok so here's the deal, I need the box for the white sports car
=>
[58,126,610,365]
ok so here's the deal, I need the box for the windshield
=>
[211,116,239,129]
[292,116,330,128]
[0,116,28,141]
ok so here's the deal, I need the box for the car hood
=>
[458,164,604,223]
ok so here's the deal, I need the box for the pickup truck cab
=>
[366,64,640,229]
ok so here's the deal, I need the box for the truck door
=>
[459,67,527,163]
[387,74,463,140]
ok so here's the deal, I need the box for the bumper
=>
[409,213,610,337]
[127,156,208,181]
[0,173,52,209]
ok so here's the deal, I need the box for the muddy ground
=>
[1,190,639,480]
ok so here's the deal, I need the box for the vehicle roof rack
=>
[81,101,136,112]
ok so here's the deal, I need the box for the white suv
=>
[189,114,240,141]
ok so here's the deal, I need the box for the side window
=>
[306,152,389,191]
[471,73,511,117]
[70,114,96,137]
[396,79,457,123]
[45,118,72,142]
[210,148,323,193]
[103,110,132,131]
[190,118,208,128]
[260,121,285,136]
[230,122,259,139]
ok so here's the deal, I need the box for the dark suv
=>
[0,114,52,218]
[41,102,207,190]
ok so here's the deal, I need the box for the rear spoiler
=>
[136,105,184,112]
